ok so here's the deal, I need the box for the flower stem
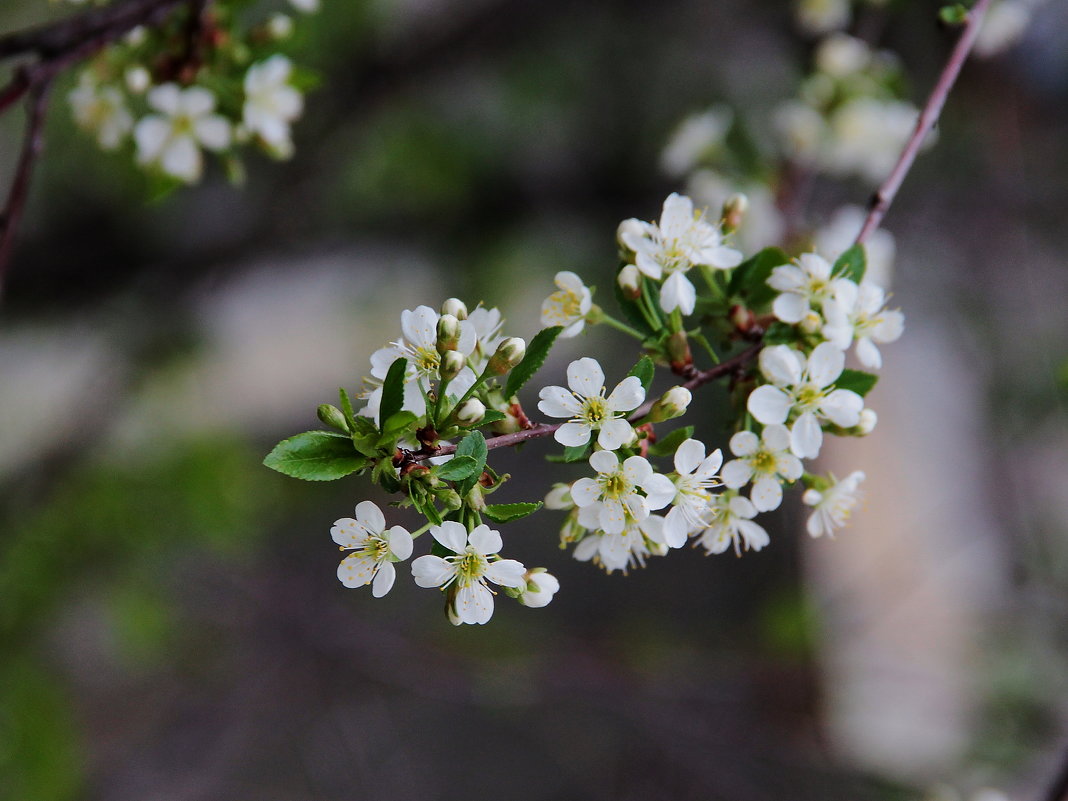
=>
[594,312,647,340]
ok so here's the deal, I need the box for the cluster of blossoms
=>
[67,0,315,184]
[265,184,901,625]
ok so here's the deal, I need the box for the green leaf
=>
[647,425,695,457]
[379,357,407,426]
[338,387,358,431]
[763,321,798,345]
[613,270,656,336]
[627,355,656,392]
[263,431,368,481]
[411,490,444,526]
[483,502,543,524]
[563,443,590,462]
[939,3,968,24]
[835,369,879,397]
[832,244,866,283]
[376,410,418,448]
[435,455,480,481]
[728,247,790,310]
[453,430,488,495]
[467,409,506,427]
[504,326,563,399]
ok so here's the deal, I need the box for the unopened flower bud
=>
[617,264,641,299]
[649,385,691,422]
[518,569,560,608]
[799,311,822,334]
[317,403,349,432]
[439,489,463,510]
[267,13,294,39]
[730,303,755,333]
[441,298,468,320]
[439,349,466,381]
[124,66,151,94]
[721,193,748,233]
[487,337,525,374]
[456,398,486,424]
[857,408,877,434]
[544,483,573,510]
[491,410,523,434]
[667,331,692,370]
[436,313,461,353]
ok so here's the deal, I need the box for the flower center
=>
[750,449,776,475]
[454,549,488,585]
[413,346,441,375]
[794,384,824,410]
[172,114,195,136]
[357,535,389,564]
[580,395,609,424]
[600,471,633,500]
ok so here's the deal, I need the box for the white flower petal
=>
[821,389,864,427]
[674,438,705,474]
[599,498,627,534]
[353,500,385,534]
[642,474,677,510]
[661,272,697,315]
[371,561,396,597]
[161,136,201,182]
[662,508,690,548]
[536,385,579,419]
[469,525,503,556]
[194,116,231,151]
[721,459,754,489]
[736,519,770,551]
[570,477,601,507]
[747,385,791,425]
[337,552,377,587]
[387,527,413,560]
[772,292,809,324]
[750,475,783,512]
[554,422,592,448]
[430,521,468,554]
[621,455,653,484]
[411,554,454,588]
[856,336,881,369]
[807,342,845,388]
[791,411,823,458]
[589,449,619,474]
[566,357,605,397]
[728,430,759,457]
[762,424,791,453]
[596,418,634,450]
[606,376,645,412]
[455,582,494,624]
[485,559,527,588]
[759,345,803,386]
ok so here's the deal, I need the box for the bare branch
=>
[855,0,994,245]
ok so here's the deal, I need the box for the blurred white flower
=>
[288,0,320,12]
[795,0,852,35]
[825,97,925,184]
[659,105,734,178]
[69,75,133,151]
[537,357,645,450]
[974,1,1032,57]
[803,471,865,537]
[332,501,413,596]
[814,205,896,288]
[540,271,592,338]
[243,55,304,158]
[815,33,872,78]
[134,84,231,182]
[686,170,786,253]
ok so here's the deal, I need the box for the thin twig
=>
[0,82,52,292]
[855,0,994,245]
[414,342,764,462]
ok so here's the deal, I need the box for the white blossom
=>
[134,84,231,182]
[537,358,645,450]
[825,98,924,184]
[540,271,592,338]
[692,492,770,556]
[774,100,827,166]
[663,438,723,546]
[803,471,865,537]
[974,1,1032,57]
[517,571,560,608]
[721,424,803,512]
[822,280,905,369]
[570,450,675,535]
[332,501,413,596]
[573,515,667,573]
[288,0,320,12]
[243,55,304,158]
[747,343,864,458]
[767,252,849,324]
[659,105,734,177]
[619,193,742,315]
[69,75,133,151]
[466,305,507,369]
[814,205,895,288]
[795,0,851,34]
[815,33,872,78]
[685,170,785,253]
[411,522,526,625]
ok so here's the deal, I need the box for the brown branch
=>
[0,82,52,292]
[413,342,764,462]
[855,0,994,245]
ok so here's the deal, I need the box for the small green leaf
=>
[763,321,799,345]
[379,358,408,426]
[376,410,418,448]
[338,387,358,431]
[483,502,543,524]
[435,455,480,481]
[563,443,590,462]
[939,3,968,24]
[263,431,368,481]
[627,356,656,392]
[832,244,866,283]
[504,326,563,399]
[728,247,790,310]
[835,369,879,397]
[647,425,695,457]
[454,430,488,495]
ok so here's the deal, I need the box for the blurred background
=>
[2,0,1068,799]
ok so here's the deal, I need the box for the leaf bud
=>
[436,313,462,353]
[617,264,641,299]
[487,337,526,374]
[439,349,466,381]
[721,193,748,233]
[441,298,468,320]
[857,408,877,434]
[317,403,349,432]
[648,385,692,422]
[456,398,486,424]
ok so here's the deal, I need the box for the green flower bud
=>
[487,337,526,374]
[648,385,691,422]
[456,398,486,424]
[439,350,466,381]
[439,489,463,510]
[317,403,349,432]
[436,313,462,353]
[441,298,468,320]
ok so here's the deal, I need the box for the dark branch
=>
[855,0,994,245]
